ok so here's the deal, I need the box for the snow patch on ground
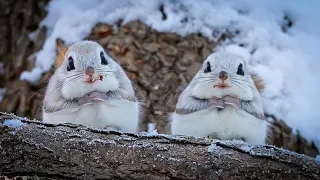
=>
[316,155,320,164]
[213,139,256,153]
[2,119,24,128]
[20,0,320,146]
[207,143,218,153]
[146,129,159,136]
[147,123,156,133]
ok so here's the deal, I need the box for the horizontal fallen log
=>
[0,112,319,180]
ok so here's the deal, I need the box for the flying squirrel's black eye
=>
[204,61,211,73]
[67,56,75,71]
[237,63,244,76]
[100,51,108,65]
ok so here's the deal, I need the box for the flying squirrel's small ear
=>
[251,74,265,94]
[55,38,68,68]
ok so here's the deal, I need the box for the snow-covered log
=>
[0,112,319,180]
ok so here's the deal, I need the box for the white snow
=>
[2,119,24,128]
[316,155,320,164]
[20,67,44,83]
[147,123,156,133]
[20,0,320,147]
[146,129,159,136]
[207,143,218,153]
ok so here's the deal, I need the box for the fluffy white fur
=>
[43,100,139,132]
[42,41,139,132]
[171,107,267,144]
[171,52,267,145]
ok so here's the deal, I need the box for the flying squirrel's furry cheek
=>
[191,82,223,99]
[224,86,254,100]
[61,75,120,100]
[190,81,255,100]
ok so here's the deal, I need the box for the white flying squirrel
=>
[171,52,268,145]
[42,40,139,132]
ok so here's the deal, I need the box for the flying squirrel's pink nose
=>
[85,66,95,76]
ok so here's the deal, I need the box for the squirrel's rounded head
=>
[55,40,120,99]
[190,52,261,100]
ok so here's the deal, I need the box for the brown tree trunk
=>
[0,113,319,180]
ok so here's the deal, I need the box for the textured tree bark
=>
[0,113,319,180]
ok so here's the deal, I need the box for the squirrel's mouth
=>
[85,75,104,84]
[214,83,230,89]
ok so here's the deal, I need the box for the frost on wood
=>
[0,113,319,180]
[317,155,320,164]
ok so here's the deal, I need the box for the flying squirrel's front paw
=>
[88,91,109,101]
[77,92,108,106]
[77,94,94,106]
[223,95,240,108]
[208,98,224,109]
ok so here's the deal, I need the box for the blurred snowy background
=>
[0,0,319,156]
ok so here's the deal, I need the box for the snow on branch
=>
[0,112,319,179]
